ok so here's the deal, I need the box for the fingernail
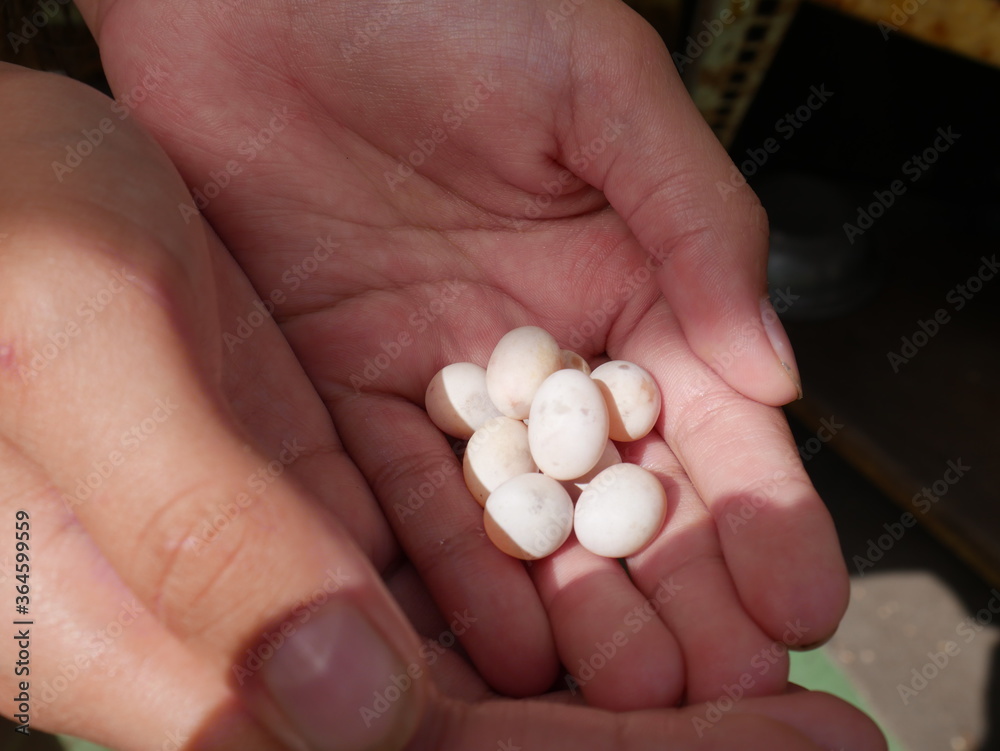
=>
[760,296,802,400]
[250,602,421,751]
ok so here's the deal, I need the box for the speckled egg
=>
[486,326,562,419]
[590,361,661,442]
[484,473,574,560]
[425,362,503,439]
[574,463,667,558]
[528,369,609,481]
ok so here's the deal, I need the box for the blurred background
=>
[1,0,998,749]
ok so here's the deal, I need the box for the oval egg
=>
[590,360,662,442]
[425,362,503,439]
[528,369,609,481]
[485,326,562,419]
[574,463,666,558]
[463,416,537,505]
[484,473,574,560]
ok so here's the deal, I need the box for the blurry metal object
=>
[681,0,802,147]
[809,0,1000,69]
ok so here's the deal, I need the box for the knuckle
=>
[136,479,259,640]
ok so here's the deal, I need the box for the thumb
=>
[1,228,427,751]
[564,6,801,406]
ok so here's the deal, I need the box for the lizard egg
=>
[484,473,574,560]
[574,463,667,558]
[528,369,609,481]
[559,349,591,375]
[463,416,537,505]
[425,362,503,439]
[590,361,662,442]
[486,326,562,419]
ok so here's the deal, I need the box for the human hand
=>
[67,0,851,709]
[0,63,885,751]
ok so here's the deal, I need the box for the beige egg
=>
[574,463,666,558]
[425,362,503,439]
[528,369,609,481]
[463,416,537,506]
[484,473,574,560]
[590,361,662,442]
[559,349,591,375]
[486,326,562,419]
[560,439,622,501]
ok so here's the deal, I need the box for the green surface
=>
[790,646,908,751]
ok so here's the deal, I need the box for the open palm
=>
[79,0,848,710]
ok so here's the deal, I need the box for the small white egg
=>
[528,369,609,481]
[484,473,574,560]
[425,362,503,439]
[486,326,562,419]
[559,349,591,375]
[463,416,537,505]
[574,463,666,558]
[590,361,662,442]
[560,439,622,501]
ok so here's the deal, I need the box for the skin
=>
[0,1,873,749]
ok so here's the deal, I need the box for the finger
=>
[0,74,430,751]
[2,236,430,749]
[612,300,849,647]
[252,678,886,751]
[530,536,684,709]
[0,438,281,750]
[328,390,560,697]
[558,5,801,406]
[618,434,788,704]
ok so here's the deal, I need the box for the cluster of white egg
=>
[424,326,667,561]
